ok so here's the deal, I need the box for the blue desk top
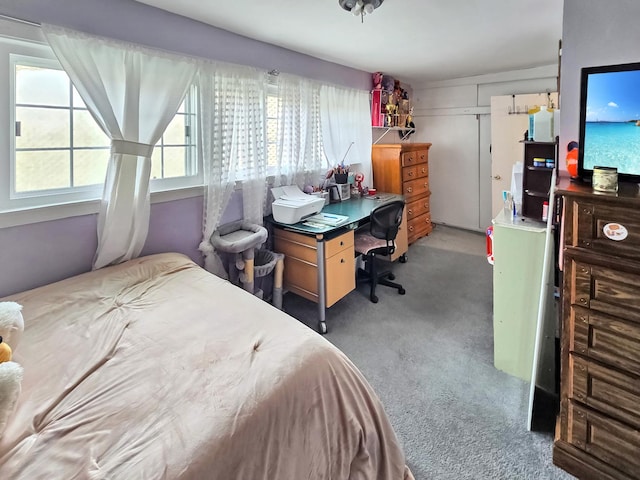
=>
[270,193,403,235]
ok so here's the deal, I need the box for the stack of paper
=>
[305,212,349,226]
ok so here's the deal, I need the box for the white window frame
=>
[9,54,107,208]
[0,29,203,228]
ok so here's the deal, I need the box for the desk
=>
[271,194,407,334]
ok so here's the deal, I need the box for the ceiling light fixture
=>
[338,0,384,23]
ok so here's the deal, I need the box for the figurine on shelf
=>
[372,72,383,90]
[354,172,365,192]
[399,107,416,140]
[385,102,397,127]
[381,75,394,92]
[393,80,405,104]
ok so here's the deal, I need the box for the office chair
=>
[354,200,406,303]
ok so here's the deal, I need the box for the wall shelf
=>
[372,126,415,144]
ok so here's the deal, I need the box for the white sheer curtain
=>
[272,73,325,188]
[197,63,267,275]
[320,85,372,183]
[42,24,197,270]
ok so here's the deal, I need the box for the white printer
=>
[271,185,325,225]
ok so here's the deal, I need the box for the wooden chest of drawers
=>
[554,180,640,480]
[371,143,432,244]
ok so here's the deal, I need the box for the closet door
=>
[490,93,558,218]
[416,114,479,230]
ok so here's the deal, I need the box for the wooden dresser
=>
[371,143,433,244]
[554,180,640,480]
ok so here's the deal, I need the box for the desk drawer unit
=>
[274,229,354,307]
[372,143,433,245]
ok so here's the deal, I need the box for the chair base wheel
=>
[318,321,328,334]
[399,254,408,263]
[370,294,379,303]
[399,288,406,295]
[388,273,395,281]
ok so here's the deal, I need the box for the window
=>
[13,57,110,199]
[5,54,200,212]
[266,90,278,169]
[150,86,198,188]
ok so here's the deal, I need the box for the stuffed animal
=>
[0,337,12,363]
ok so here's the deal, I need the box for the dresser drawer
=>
[569,198,640,261]
[401,149,428,168]
[402,164,428,183]
[568,259,640,324]
[403,177,430,201]
[570,354,640,429]
[571,305,640,376]
[406,196,430,220]
[568,402,640,478]
[407,213,432,242]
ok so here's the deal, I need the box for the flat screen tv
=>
[578,62,640,184]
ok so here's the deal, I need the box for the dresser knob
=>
[583,208,592,215]
[580,267,588,273]
[407,187,413,193]
[408,209,413,215]
[340,241,344,246]
[409,226,414,232]
[580,298,587,304]
[583,241,591,247]
[424,182,428,188]
[340,258,345,263]
[576,393,584,400]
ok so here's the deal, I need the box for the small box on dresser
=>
[554,179,640,480]
[371,143,432,244]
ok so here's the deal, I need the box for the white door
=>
[479,114,492,230]
[490,93,558,218]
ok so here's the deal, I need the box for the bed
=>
[0,252,413,479]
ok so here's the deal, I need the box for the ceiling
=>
[135,0,564,85]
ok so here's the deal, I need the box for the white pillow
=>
[0,302,24,351]
[0,361,23,436]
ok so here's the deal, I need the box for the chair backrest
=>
[369,200,405,243]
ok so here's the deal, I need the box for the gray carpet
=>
[282,225,574,480]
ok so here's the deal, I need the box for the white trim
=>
[416,64,558,89]
[413,106,491,117]
[0,185,204,228]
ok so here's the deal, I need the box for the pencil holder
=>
[334,173,348,184]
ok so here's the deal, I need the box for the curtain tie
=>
[111,139,154,158]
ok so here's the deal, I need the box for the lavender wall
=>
[0,0,370,89]
[560,0,640,165]
[1,214,97,297]
[0,0,367,297]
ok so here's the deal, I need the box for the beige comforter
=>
[0,253,413,480]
